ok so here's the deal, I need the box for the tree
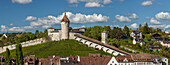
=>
[35,30,40,38]
[104,26,111,37]
[108,38,120,48]
[5,48,11,65]
[16,44,23,65]
[110,27,124,39]
[123,26,130,37]
[139,24,142,29]
[142,23,149,34]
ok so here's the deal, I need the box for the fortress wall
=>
[74,34,129,56]
[0,38,46,53]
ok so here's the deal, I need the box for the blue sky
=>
[0,0,170,33]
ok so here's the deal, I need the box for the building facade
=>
[101,31,108,44]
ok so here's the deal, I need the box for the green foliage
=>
[84,26,104,41]
[144,34,152,42]
[5,48,11,65]
[139,24,142,30]
[0,41,55,58]
[108,38,120,47]
[123,26,130,37]
[110,27,125,39]
[16,44,23,65]
[31,40,112,58]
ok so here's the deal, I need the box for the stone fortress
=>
[48,13,130,56]
[48,13,86,41]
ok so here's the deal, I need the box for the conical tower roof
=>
[61,12,70,22]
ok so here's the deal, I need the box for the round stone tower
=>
[61,12,70,40]
[101,31,108,44]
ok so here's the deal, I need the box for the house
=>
[147,45,162,51]
[116,55,134,65]
[23,54,116,65]
[0,56,5,65]
[130,31,143,39]
[162,58,168,65]
[160,41,170,47]
[1,34,7,38]
[133,38,145,46]
[116,53,163,65]
[0,56,15,65]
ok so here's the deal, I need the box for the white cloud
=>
[10,24,13,26]
[129,13,138,19]
[69,4,78,7]
[103,0,112,4]
[145,17,151,19]
[149,24,166,28]
[1,25,7,29]
[85,2,104,7]
[129,23,138,29]
[79,0,101,2]
[1,12,109,32]
[25,16,37,21]
[12,0,32,4]
[68,0,115,7]
[150,18,161,25]
[120,0,124,2]
[164,25,170,29]
[141,1,152,6]
[155,12,170,21]
[0,25,35,32]
[115,15,131,22]
[68,0,78,3]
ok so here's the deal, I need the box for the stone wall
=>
[74,34,130,56]
[0,38,47,53]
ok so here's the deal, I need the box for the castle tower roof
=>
[102,31,107,33]
[61,12,70,22]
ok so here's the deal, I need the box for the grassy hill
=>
[0,39,112,58]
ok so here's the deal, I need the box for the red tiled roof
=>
[79,54,112,65]
[71,29,85,33]
[48,27,54,29]
[74,33,130,55]
[116,55,133,62]
[102,31,107,33]
[61,13,70,22]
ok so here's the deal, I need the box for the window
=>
[110,64,112,65]
[29,58,33,61]
[112,61,114,63]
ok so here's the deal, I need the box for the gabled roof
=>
[61,13,70,22]
[48,27,54,29]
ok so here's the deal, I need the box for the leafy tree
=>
[108,38,120,48]
[16,44,23,65]
[5,48,11,65]
[139,24,142,29]
[1,36,6,41]
[35,30,40,38]
[123,26,130,37]
[110,27,124,39]
[143,23,149,34]
[104,26,111,37]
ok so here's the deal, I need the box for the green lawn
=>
[0,39,112,58]
[0,41,55,58]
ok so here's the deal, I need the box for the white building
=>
[48,13,86,41]
[130,31,142,39]
[101,31,108,44]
